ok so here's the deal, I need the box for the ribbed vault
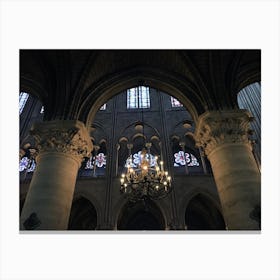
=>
[20,50,261,124]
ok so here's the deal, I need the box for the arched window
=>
[85,153,107,169]
[82,141,107,177]
[127,86,150,109]
[125,150,157,168]
[19,92,29,114]
[173,151,199,167]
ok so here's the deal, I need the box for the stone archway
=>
[185,193,226,230]
[68,197,98,230]
[117,199,166,230]
[83,67,201,128]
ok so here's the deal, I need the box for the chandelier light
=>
[120,142,172,201]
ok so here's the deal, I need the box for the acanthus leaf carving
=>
[30,120,93,162]
[195,110,254,156]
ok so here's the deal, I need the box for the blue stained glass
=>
[19,157,36,172]
[85,153,107,169]
[174,151,199,167]
[19,157,29,171]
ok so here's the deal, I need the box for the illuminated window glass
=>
[85,153,107,169]
[174,151,199,167]
[125,151,156,168]
[171,96,183,107]
[139,86,150,108]
[127,87,138,108]
[100,104,107,110]
[19,157,36,172]
[19,92,29,114]
[127,86,150,109]
[40,106,44,114]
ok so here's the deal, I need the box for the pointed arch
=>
[184,192,226,230]
[68,196,99,230]
[117,199,166,230]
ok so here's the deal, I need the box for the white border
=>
[1,1,280,280]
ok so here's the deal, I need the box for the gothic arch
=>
[68,194,101,230]
[114,197,168,230]
[185,193,226,230]
[178,187,224,227]
[20,50,261,122]
[82,67,201,127]
[117,199,166,230]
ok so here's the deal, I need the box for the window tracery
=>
[125,151,157,168]
[19,157,36,172]
[85,153,107,169]
[174,151,199,167]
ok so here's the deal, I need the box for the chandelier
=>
[120,142,172,201]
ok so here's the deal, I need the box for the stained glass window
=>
[19,157,36,172]
[127,86,150,109]
[100,104,107,110]
[19,92,29,114]
[85,153,107,169]
[174,151,199,167]
[125,151,156,168]
[171,96,183,107]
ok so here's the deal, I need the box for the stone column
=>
[20,120,93,230]
[198,147,208,174]
[179,141,189,175]
[195,110,261,230]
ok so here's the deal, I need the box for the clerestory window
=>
[99,104,107,110]
[127,86,150,109]
[171,96,183,107]
[19,92,29,114]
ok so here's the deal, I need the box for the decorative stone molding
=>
[30,120,93,163]
[195,110,254,157]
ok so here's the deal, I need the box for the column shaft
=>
[20,153,79,229]
[208,143,260,229]
[195,110,261,230]
[20,120,93,230]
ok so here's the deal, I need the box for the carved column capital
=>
[30,120,93,164]
[195,110,254,157]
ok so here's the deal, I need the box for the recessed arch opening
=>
[68,197,98,230]
[185,193,226,230]
[117,199,166,230]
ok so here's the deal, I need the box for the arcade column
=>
[20,120,93,230]
[195,110,261,230]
